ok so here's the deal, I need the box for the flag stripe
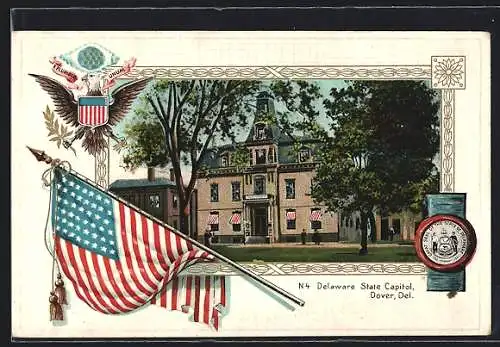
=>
[101,256,139,309]
[221,276,226,306]
[118,204,155,296]
[129,210,158,291]
[152,223,169,271]
[65,240,107,313]
[112,258,148,306]
[142,216,163,281]
[152,275,227,331]
[91,253,125,313]
[169,232,180,263]
[194,277,201,322]
[203,276,211,324]
[165,227,176,263]
[171,277,179,310]
[175,234,184,260]
[55,237,96,311]
[52,170,227,329]
[80,248,118,314]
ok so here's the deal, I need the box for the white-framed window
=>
[285,179,296,199]
[254,175,266,195]
[210,183,219,202]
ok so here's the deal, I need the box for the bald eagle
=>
[29,73,152,156]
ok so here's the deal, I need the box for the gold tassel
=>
[54,273,67,305]
[49,291,64,321]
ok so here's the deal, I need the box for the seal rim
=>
[414,214,477,272]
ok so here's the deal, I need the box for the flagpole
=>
[28,147,305,308]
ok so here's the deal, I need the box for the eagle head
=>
[81,73,103,96]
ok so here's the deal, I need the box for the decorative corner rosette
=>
[431,56,466,90]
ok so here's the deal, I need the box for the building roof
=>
[109,178,177,190]
[199,91,322,170]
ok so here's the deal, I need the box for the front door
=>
[252,206,268,236]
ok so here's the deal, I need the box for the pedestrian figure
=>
[389,225,395,241]
[204,227,212,247]
[313,229,321,245]
[301,229,307,245]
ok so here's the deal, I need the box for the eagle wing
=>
[28,74,79,127]
[108,77,153,126]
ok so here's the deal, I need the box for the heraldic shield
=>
[78,96,109,127]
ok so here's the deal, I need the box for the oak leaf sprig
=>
[43,105,76,156]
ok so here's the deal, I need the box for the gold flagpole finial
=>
[27,146,54,165]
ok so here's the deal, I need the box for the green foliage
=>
[121,118,168,170]
[231,144,251,172]
[309,81,440,216]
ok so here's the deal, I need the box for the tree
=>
[125,80,261,236]
[122,79,328,238]
[307,81,440,254]
[121,118,169,170]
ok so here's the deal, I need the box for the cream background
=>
[11,31,491,337]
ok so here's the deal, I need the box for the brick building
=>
[109,168,198,238]
[196,92,339,244]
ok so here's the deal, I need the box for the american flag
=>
[51,168,228,330]
[78,96,109,127]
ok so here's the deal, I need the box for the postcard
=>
[11,31,491,337]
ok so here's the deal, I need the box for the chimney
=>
[169,168,175,182]
[147,167,156,182]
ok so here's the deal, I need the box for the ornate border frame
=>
[101,56,465,276]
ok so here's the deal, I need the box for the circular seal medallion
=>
[414,214,477,272]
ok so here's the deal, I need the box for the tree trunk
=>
[179,201,190,236]
[359,209,375,255]
[369,212,377,244]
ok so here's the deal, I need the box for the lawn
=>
[211,245,419,263]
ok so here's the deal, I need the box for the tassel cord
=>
[41,160,71,288]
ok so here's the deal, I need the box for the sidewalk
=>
[221,242,413,248]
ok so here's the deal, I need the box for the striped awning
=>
[207,214,219,225]
[229,213,241,224]
[309,210,322,221]
[286,211,296,220]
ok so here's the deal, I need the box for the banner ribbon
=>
[49,57,82,90]
[102,57,137,92]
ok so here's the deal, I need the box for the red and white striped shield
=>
[78,96,109,127]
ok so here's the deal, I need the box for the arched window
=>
[220,153,229,167]
[299,147,311,162]
[268,147,275,163]
[254,123,267,140]
[255,148,267,164]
